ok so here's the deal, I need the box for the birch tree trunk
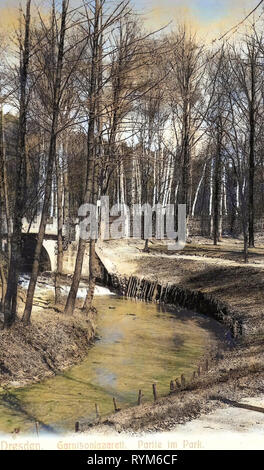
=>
[63,139,70,241]
[55,145,64,304]
[83,3,103,313]
[209,159,214,237]
[65,0,101,316]
[213,127,222,246]
[248,57,256,248]
[191,162,206,217]
[0,106,11,262]
[23,0,69,325]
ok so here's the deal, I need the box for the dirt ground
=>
[83,391,264,450]
[0,290,96,388]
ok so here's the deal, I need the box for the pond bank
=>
[105,274,241,339]
[0,295,96,388]
[96,238,264,340]
[77,238,264,435]
[1,237,263,435]
[81,340,264,435]
[0,292,224,434]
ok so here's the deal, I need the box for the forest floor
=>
[0,290,96,388]
[82,236,264,438]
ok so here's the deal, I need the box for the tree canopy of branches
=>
[1,1,264,326]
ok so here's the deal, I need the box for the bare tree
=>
[4,0,31,328]
[23,0,70,324]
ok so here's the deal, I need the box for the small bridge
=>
[20,216,79,273]
[2,212,122,277]
[1,215,90,276]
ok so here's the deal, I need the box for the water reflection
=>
[0,295,225,434]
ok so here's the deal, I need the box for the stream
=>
[0,280,226,435]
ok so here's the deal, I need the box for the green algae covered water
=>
[0,294,225,435]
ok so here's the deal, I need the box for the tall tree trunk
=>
[219,180,223,240]
[222,167,227,216]
[136,159,142,205]
[180,99,191,216]
[64,0,101,316]
[0,106,11,261]
[64,238,86,315]
[0,263,7,310]
[83,239,96,311]
[4,0,31,328]
[119,158,129,237]
[209,159,214,237]
[83,145,99,313]
[191,161,206,217]
[248,59,256,248]
[243,221,249,263]
[239,183,249,263]
[213,127,222,246]
[55,145,64,304]
[23,0,69,325]
[63,139,70,241]
[83,2,103,313]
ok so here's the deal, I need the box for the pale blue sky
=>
[129,0,259,37]
[132,0,257,21]
[0,0,259,32]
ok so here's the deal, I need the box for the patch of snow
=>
[18,275,115,297]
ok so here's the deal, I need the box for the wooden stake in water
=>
[152,383,158,401]
[137,390,143,405]
[175,379,181,389]
[170,380,175,392]
[95,403,100,420]
[127,276,132,296]
[113,397,121,412]
[181,374,186,388]
[35,421,39,438]
[75,421,80,433]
